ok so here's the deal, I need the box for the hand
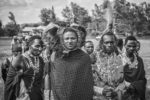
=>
[94,86,104,95]
[115,83,126,92]
[127,84,136,94]
[102,87,112,96]
[124,81,131,88]
[103,87,117,98]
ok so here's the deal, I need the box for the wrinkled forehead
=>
[63,31,78,38]
[103,35,115,42]
[85,42,94,46]
[126,40,137,45]
[32,39,43,45]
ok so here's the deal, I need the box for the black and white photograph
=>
[0,0,150,100]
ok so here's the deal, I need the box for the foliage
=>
[0,20,4,36]
[8,12,16,25]
[90,3,107,33]
[4,22,20,36]
[114,0,150,35]
[61,2,91,27]
[39,7,56,26]
[61,6,72,22]
[89,0,150,36]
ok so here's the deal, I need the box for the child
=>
[84,40,96,64]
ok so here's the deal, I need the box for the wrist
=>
[94,86,104,94]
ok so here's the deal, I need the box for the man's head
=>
[13,36,18,42]
[124,36,137,56]
[100,31,117,54]
[28,35,44,56]
[84,41,94,54]
[12,45,22,56]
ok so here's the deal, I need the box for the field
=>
[0,37,150,99]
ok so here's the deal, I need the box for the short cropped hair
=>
[84,41,93,46]
[124,36,137,45]
[28,35,43,47]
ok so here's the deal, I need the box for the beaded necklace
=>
[96,51,122,86]
[23,52,40,91]
[24,52,40,73]
[122,51,138,69]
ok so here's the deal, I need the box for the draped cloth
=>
[1,57,13,83]
[122,56,147,100]
[4,55,44,100]
[51,49,93,100]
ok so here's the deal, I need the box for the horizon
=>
[0,0,150,25]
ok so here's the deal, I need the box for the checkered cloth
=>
[51,49,94,100]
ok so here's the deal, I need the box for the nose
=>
[68,39,72,43]
[108,43,112,46]
[38,46,43,51]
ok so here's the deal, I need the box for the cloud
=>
[0,0,150,25]
[0,0,29,8]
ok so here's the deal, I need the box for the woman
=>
[50,27,93,100]
[4,35,44,100]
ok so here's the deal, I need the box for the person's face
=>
[13,51,22,57]
[84,42,94,54]
[63,31,78,50]
[125,40,137,55]
[14,38,18,42]
[103,35,115,54]
[30,39,43,56]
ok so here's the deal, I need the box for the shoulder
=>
[74,49,91,62]
[137,56,143,61]
[80,49,90,58]
[39,56,45,64]
[136,55,144,66]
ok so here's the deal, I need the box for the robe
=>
[123,56,147,100]
[4,55,44,100]
[51,49,94,100]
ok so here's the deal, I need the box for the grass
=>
[0,37,150,99]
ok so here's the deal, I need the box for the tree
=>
[8,12,16,25]
[61,2,91,27]
[4,22,20,36]
[40,7,56,26]
[0,20,4,36]
[62,6,73,22]
[114,0,150,35]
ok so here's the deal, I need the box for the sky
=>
[0,0,150,25]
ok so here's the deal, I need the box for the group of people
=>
[1,23,147,100]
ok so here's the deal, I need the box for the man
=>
[84,41,96,64]
[121,36,146,100]
[94,31,123,100]
[4,35,44,100]
[1,45,22,83]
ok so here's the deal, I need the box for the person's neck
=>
[105,51,114,56]
[86,51,92,55]
[28,51,38,58]
[126,53,134,62]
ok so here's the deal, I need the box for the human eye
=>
[71,37,76,40]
